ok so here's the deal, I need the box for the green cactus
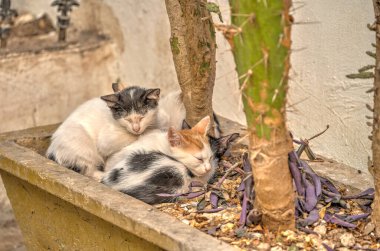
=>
[230,0,295,231]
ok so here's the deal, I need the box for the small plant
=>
[51,0,79,42]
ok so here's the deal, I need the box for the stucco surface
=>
[12,0,246,125]
[287,0,374,172]
[0,39,119,133]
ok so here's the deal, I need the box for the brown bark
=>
[249,130,294,231]
[164,0,216,132]
[371,0,380,237]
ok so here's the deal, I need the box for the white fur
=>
[104,129,215,184]
[104,129,168,171]
[47,98,139,178]
[118,109,158,135]
[106,156,191,194]
[157,90,186,130]
[157,90,220,137]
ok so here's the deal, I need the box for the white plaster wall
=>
[0,42,119,133]
[287,0,373,172]
[8,0,374,172]
[12,0,246,125]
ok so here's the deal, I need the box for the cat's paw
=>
[91,170,105,182]
[188,165,212,177]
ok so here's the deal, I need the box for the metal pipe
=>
[0,0,17,48]
[51,0,79,42]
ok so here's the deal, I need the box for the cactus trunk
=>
[230,0,295,231]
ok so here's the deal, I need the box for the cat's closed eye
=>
[193,156,203,162]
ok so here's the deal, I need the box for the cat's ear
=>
[112,82,126,93]
[181,120,191,130]
[101,94,119,108]
[168,127,183,147]
[217,133,239,151]
[214,133,239,158]
[145,88,160,101]
[192,116,210,136]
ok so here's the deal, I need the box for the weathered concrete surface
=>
[1,171,163,251]
[0,35,119,133]
[0,124,59,251]
[0,178,25,251]
[11,0,246,126]
[0,126,238,251]
[308,157,374,193]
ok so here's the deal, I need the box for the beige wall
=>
[6,0,374,173]
[12,0,246,124]
[288,0,373,173]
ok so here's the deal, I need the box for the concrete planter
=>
[0,125,237,251]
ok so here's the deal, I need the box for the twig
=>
[217,162,241,187]
[308,125,329,141]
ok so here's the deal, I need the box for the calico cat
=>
[101,116,239,204]
[46,83,161,179]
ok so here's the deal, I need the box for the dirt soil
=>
[155,145,379,251]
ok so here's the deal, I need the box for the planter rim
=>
[0,125,237,251]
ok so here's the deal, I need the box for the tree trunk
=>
[164,0,216,132]
[371,0,380,237]
[230,0,295,231]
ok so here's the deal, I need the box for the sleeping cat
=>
[101,116,239,204]
[46,83,161,179]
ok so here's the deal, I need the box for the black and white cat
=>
[46,83,162,179]
[101,116,238,204]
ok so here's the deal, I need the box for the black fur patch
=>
[213,113,222,135]
[128,151,179,172]
[120,166,184,204]
[47,152,84,173]
[96,163,105,171]
[128,151,164,172]
[107,168,121,183]
[47,153,56,162]
[187,169,195,178]
[209,136,221,159]
[209,133,239,160]
[66,164,82,173]
[147,166,183,187]
[108,86,159,120]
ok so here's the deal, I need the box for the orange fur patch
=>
[178,129,207,154]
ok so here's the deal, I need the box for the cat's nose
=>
[205,164,211,171]
[132,124,140,132]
